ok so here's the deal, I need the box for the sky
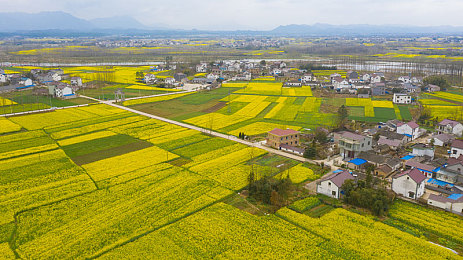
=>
[1,0,463,30]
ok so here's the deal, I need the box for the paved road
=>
[80,94,318,164]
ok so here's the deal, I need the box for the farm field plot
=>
[125,84,180,92]
[8,104,120,130]
[274,164,320,183]
[100,203,336,259]
[277,207,460,259]
[419,98,459,106]
[423,105,463,121]
[13,170,233,259]
[0,97,17,106]
[389,200,463,246]
[122,92,193,106]
[427,91,463,103]
[0,149,96,226]
[0,117,22,134]
[235,81,313,97]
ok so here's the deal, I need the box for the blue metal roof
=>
[348,158,367,166]
[403,134,412,138]
[333,169,343,174]
[401,155,415,160]
[448,194,463,200]
[427,178,454,187]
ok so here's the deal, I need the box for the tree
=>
[314,128,328,144]
[260,60,266,66]
[337,105,349,128]
[303,141,317,159]
[270,190,281,206]
[423,75,450,89]
[136,71,144,79]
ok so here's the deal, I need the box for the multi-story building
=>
[337,131,372,160]
[393,93,412,104]
[266,128,300,149]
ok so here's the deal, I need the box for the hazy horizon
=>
[1,0,463,31]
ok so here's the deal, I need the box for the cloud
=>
[1,0,463,30]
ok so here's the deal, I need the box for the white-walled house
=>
[271,68,282,75]
[50,72,61,82]
[0,74,6,83]
[50,84,75,98]
[70,77,83,87]
[165,77,176,85]
[391,169,426,200]
[411,144,434,159]
[317,170,355,199]
[397,121,421,140]
[362,73,371,82]
[450,139,463,158]
[428,194,463,214]
[398,76,411,83]
[437,119,463,137]
[393,93,412,104]
[370,73,383,83]
[19,77,33,86]
[432,133,455,147]
[301,73,316,83]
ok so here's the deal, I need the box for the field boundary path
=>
[79,94,320,164]
[102,89,195,103]
[0,104,89,117]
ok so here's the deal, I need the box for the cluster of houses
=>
[0,68,83,99]
[325,70,444,104]
[267,118,463,216]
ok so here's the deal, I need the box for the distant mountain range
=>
[0,11,157,32]
[2,12,463,36]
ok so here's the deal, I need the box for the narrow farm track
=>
[79,94,319,165]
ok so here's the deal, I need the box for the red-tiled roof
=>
[407,121,419,129]
[405,160,436,172]
[394,168,426,183]
[439,119,461,128]
[340,131,365,141]
[320,170,355,187]
[268,128,299,136]
[447,155,463,166]
[451,139,463,150]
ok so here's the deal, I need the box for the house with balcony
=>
[336,131,373,161]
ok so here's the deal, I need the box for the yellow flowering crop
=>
[123,92,192,106]
[125,85,180,91]
[0,243,16,259]
[274,164,319,183]
[0,143,58,160]
[57,131,117,146]
[0,117,22,134]
[371,100,393,108]
[390,200,463,245]
[0,97,17,106]
[100,203,335,259]
[277,207,460,259]
[82,146,178,182]
[51,116,145,140]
